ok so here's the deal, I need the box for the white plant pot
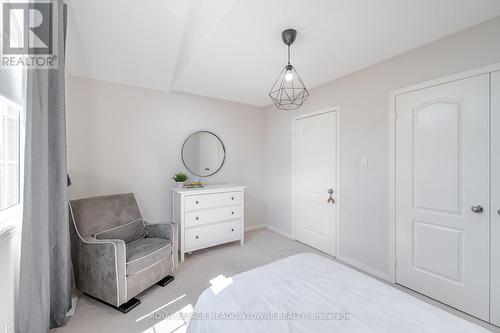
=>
[176,182,184,188]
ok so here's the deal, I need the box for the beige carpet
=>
[52,228,498,333]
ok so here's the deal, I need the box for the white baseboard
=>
[244,224,293,239]
[66,296,78,317]
[245,224,391,283]
[263,224,293,239]
[337,254,393,283]
[244,224,265,232]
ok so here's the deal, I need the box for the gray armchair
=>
[69,193,177,312]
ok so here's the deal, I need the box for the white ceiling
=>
[67,0,500,107]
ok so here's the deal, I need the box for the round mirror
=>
[181,131,226,177]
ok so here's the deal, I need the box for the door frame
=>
[388,62,500,284]
[291,106,341,257]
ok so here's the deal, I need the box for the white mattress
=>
[187,253,489,333]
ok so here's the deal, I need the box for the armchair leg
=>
[117,297,141,313]
[84,294,141,314]
[156,275,175,287]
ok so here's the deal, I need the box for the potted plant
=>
[172,172,188,188]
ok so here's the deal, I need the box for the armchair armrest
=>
[75,237,127,306]
[145,222,178,270]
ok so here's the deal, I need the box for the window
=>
[0,97,20,211]
[0,46,23,223]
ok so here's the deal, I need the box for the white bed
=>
[187,253,489,333]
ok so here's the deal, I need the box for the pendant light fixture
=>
[269,29,309,110]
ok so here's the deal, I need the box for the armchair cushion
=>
[94,218,147,244]
[70,193,142,238]
[145,222,178,270]
[126,238,172,276]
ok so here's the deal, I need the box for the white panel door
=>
[293,111,336,255]
[395,74,490,320]
[491,70,500,326]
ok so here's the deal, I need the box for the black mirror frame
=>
[181,131,226,177]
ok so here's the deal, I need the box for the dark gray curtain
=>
[19,1,71,331]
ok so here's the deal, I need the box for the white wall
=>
[67,76,265,229]
[263,18,500,279]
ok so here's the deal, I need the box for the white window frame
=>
[0,94,24,234]
[0,1,24,236]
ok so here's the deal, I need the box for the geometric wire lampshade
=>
[269,29,309,110]
[269,64,309,110]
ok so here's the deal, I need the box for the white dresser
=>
[172,184,246,262]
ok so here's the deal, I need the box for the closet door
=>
[491,71,500,326]
[395,74,490,320]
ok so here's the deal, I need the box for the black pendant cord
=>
[287,44,291,65]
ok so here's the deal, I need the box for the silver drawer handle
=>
[471,205,484,214]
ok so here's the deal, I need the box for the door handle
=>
[471,205,484,214]
[327,189,335,204]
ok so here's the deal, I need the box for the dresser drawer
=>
[185,206,242,228]
[185,191,241,211]
[185,220,242,251]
